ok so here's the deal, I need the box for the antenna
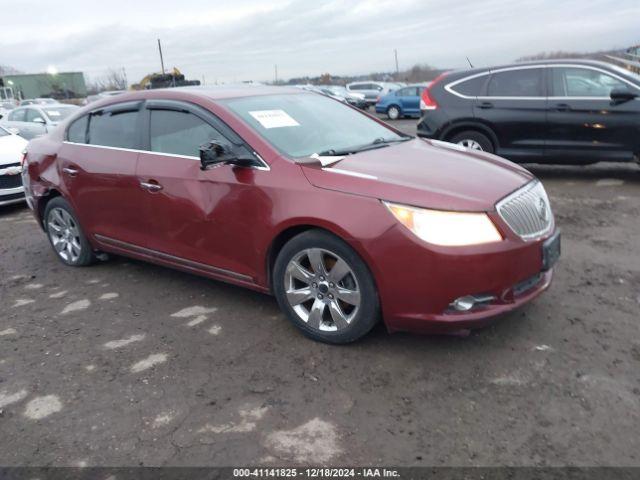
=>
[466,56,474,68]
[158,39,166,75]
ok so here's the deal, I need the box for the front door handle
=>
[553,103,571,112]
[140,181,163,192]
[62,167,78,176]
[478,102,494,109]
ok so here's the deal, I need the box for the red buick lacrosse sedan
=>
[22,86,560,343]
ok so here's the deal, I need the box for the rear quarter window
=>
[67,115,88,143]
[450,75,488,96]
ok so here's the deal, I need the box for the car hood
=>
[0,134,28,165]
[300,139,534,212]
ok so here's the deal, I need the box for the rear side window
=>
[451,75,487,96]
[487,69,544,97]
[149,110,226,157]
[88,110,139,149]
[67,115,88,143]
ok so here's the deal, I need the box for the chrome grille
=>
[496,180,552,240]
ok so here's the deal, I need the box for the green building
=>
[2,72,87,100]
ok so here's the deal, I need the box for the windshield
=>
[43,106,77,122]
[223,93,404,157]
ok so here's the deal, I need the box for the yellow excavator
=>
[131,67,200,90]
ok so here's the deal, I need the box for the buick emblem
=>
[537,197,548,222]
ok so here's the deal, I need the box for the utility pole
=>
[158,38,166,75]
[274,64,278,85]
[122,67,128,89]
[394,49,399,75]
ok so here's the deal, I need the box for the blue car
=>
[375,84,429,120]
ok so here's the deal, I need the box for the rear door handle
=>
[553,103,571,112]
[62,167,78,176]
[140,181,163,192]
[478,102,494,109]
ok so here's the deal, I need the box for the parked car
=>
[23,86,559,343]
[20,98,58,106]
[376,83,430,119]
[0,101,16,120]
[0,126,28,206]
[323,86,368,109]
[0,104,79,139]
[417,60,640,164]
[346,81,403,107]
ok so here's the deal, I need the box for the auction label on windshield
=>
[249,110,300,129]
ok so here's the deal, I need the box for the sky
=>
[1,0,639,84]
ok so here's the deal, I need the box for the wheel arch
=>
[36,188,63,229]
[264,220,379,296]
[386,103,402,115]
[441,121,499,151]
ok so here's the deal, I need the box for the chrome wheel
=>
[47,207,82,263]
[284,248,360,332]
[388,106,400,120]
[457,139,483,150]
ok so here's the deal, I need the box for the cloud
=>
[3,0,638,83]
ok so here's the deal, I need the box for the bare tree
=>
[86,68,127,94]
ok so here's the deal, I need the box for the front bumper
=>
[0,187,25,206]
[0,169,25,206]
[364,220,558,334]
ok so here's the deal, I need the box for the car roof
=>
[446,58,624,79]
[88,86,308,106]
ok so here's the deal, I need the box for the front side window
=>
[8,109,26,122]
[551,67,632,97]
[223,93,403,158]
[487,68,544,97]
[67,115,88,143]
[26,109,45,123]
[149,109,226,157]
[88,110,139,149]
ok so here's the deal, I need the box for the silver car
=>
[0,104,78,140]
[346,81,404,107]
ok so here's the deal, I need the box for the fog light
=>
[449,294,496,312]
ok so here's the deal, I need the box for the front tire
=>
[44,197,96,266]
[387,105,401,120]
[449,130,494,153]
[273,230,380,344]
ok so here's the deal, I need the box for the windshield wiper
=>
[318,136,412,157]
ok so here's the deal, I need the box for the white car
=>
[0,104,78,140]
[0,126,28,206]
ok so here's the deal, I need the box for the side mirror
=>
[610,88,638,103]
[32,117,46,124]
[199,141,258,171]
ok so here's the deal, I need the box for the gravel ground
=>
[0,117,639,467]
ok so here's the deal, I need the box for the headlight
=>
[384,201,503,246]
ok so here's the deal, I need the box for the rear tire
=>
[449,130,494,153]
[387,105,401,120]
[44,197,96,267]
[273,230,380,344]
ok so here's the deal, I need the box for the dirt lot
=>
[1,117,639,467]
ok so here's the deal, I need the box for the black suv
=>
[417,60,640,164]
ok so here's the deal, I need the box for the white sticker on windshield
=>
[46,110,61,117]
[249,110,299,129]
